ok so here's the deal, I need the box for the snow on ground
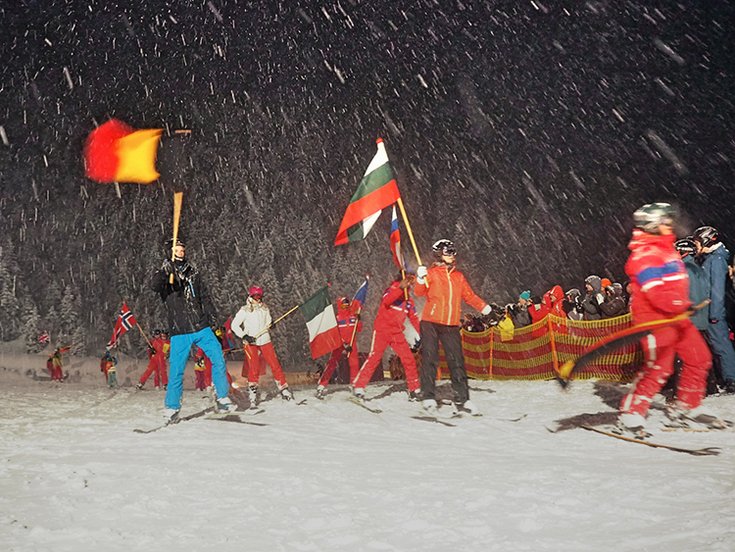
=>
[1,376,734,552]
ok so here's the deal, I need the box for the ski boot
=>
[279,385,294,401]
[163,408,180,425]
[315,385,326,400]
[135,382,144,390]
[247,385,259,409]
[457,399,481,416]
[421,398,438,415]
[613,413,651,439]
[665,404,732,430]
[215,396,237,414]
[408,389,422,402]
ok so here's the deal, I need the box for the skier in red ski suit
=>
[352,275,421,398]
[619,203,712,432]
[316,296,362,397]
[137,331,168,389]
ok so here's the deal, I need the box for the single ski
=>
[134,406,213,434]
[348,395,383,413]
[581,424,721,456]
[411,416,456,427]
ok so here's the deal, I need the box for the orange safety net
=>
[438,314,642,381]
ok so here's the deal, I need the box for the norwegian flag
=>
[108,302,138,348]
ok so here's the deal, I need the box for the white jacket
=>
[231,298,272,346]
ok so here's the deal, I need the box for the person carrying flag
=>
[352,273,421,401]
[136,329,168,390]
[315,281,367,399]
[415,239,493,415]
[230,285,294,405]
[151,238,236,422]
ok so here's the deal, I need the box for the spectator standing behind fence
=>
[543,285,566,318]
[509,291,532,327]
[580,275,604,320]
[600,283,628,318]
[693,226,735,394]
[564,288,584,321]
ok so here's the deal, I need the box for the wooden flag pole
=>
[252,304,300,340]
[347,275,369,355]
[396,196,428,287]
[169,191,183,284]
[136,323,153,349]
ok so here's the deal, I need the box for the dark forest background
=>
[1,1,734,368]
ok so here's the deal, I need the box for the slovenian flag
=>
[300,287,342,359]
[334,138,401,245]
[352,278,369,308]
[84,119,163,184]
[389,205,405,269]
[108,302,138,348]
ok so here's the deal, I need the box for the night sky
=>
[1,1,734,354]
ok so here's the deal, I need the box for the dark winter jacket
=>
[151,260,217,336]
[683,255,710,330]
[580,275,604,320]
[700,242,731,321]
[564,288,584,321]
[509,303,532,327]
[599,283,628,318]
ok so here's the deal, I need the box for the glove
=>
[481,304,492,316]
[161,258,175,275]
[416,265,428,284]
[243,335,256,345]
[268,323,276,331]
[148,346,156,356]
[411,338,422,352]
[343,344,353,353]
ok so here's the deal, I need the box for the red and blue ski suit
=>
[318,300,362,388]
[621,230,711,417]
[352,281,420,392]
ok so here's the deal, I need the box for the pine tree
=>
[21,299,41,353]
[0,252,22,341]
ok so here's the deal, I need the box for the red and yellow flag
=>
[84,119,163,184]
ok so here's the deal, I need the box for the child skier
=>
[230,285,293,406]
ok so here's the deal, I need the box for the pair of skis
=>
[133,406,267,433]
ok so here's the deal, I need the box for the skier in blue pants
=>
[151,238,236,421]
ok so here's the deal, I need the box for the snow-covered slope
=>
[1,378,733,552]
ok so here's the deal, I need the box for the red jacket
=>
[543,285,566,318]
[336,302,362,343]
[528,301,550,324]
[374,282,420,335]
[625,230,690,322]
[414,263,487,326]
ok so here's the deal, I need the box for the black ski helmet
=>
[692,226,719,248]
[632,203,675,234]
[674,237,696,256]
[432,239,457,259]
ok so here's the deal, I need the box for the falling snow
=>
[0,1,733,361]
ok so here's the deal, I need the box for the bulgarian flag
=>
[389,205,405,269]
[84,119,163,184]
[300,287,342,359]
[334,138,401,245]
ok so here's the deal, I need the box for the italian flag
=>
[300,287,343,359]
[334,138,401,246]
